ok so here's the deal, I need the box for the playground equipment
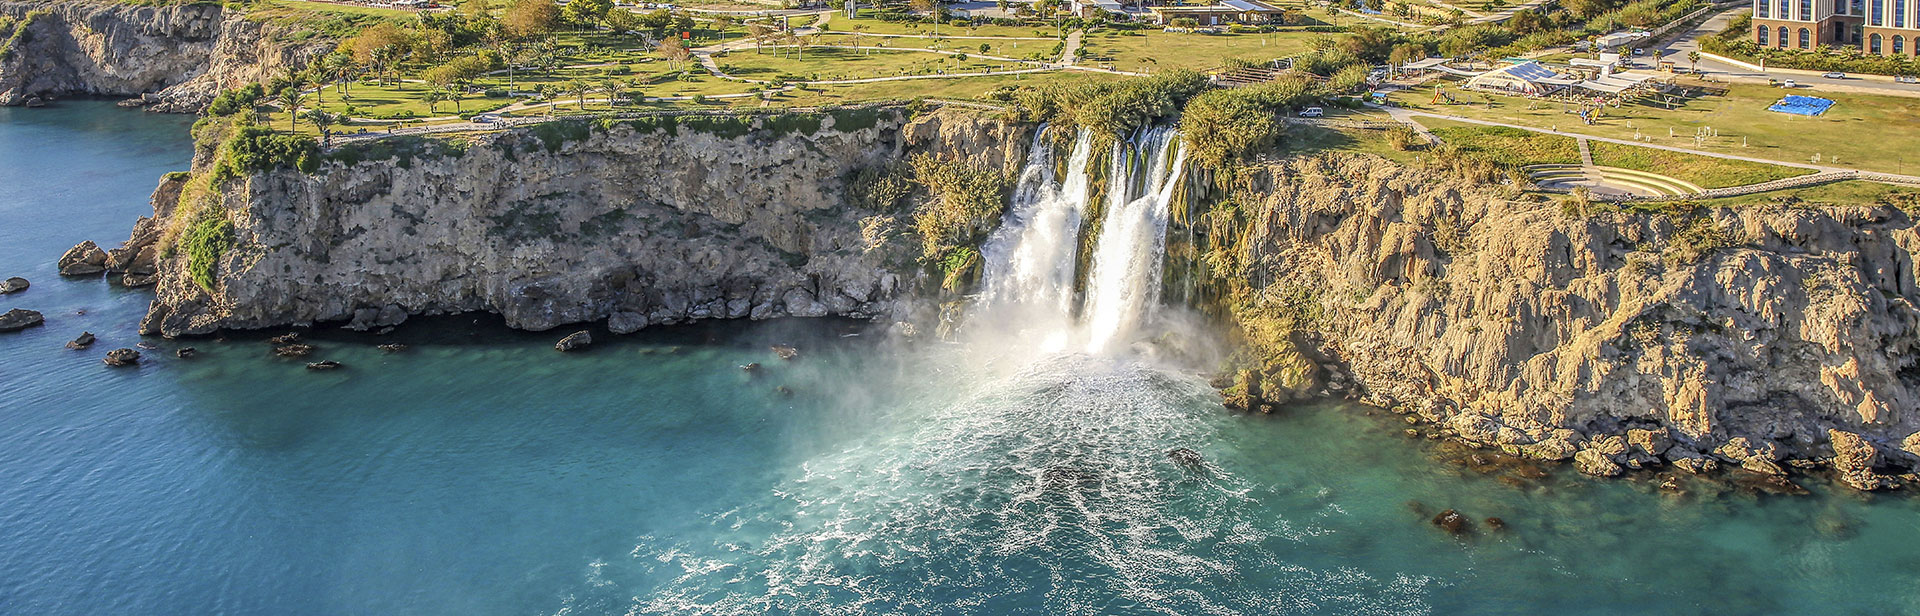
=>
[1431,87,1462,105]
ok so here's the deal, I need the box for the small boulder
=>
[1431,509,1469,534]
[0,308,44,332]
[771,344,799,360]
[269,332,302,345]
[120,273,157,288]
[774,385,794,397]
[1671,455,1719,475]
[554,330,592,352]
[66,331,95,349]
[741,362,762,373]
[1627,428,1672,457]
[1574,449,1624,477]
[274,344,315,357]
[0,277,27,294]
[103,348,140,366]
[1484,517,1506,530]
[376,343,408,353]
[58,241,109,276]
[176,347,197,358]
[306,360,343,370]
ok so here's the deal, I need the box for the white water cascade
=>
[973,125,1188,357]
[1081,127,1186,355]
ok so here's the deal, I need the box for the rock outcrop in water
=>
[1211,153,1920,487]
[0,0,328,110]
[121,107,1027,337]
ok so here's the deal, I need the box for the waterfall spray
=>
[1082,127,1187,355]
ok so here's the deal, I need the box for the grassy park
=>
[1396,79,1920,174]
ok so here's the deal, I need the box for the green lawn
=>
[1078,29,1319,73]
[1419,118,1582,166]
[1588,141,1811,189]
[1397,79,1920,174]
[267,0,419,18]
[834,13,1063,38]
[304,82,516,120]
[719,47,1021,82]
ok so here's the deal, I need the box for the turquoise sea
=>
[6,102,1920,615]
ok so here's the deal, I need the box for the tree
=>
[503,0,561,40]
[564,0,612,27]
[852,23,870,56]
[1389,42,1425,69]
[600,77,622,108]
[566,79,590,109]
[425,87,446,113]
[346,23,413,86]
[279,87,304,130]
[1688,50,1701,73]
[745,22,773,54]
[711,15,735,49]
[658,37,692,70]
[305,109,337,136]
[910,0,941,37]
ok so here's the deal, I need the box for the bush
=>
[222,126,320,173]
[1179,78,1316,169]
[907,153,1013,262]
[180,211,233,292]
[207,83,265,116]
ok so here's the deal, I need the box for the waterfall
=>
[973,125,1186,357]
[1082,127,1186,355]
[976,127,1096,351]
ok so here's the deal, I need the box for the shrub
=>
[223,126,320,173]
[180,211,233,292]
[1179,78,1315,169]
[207,83,265,116]
[907,153,1013,262]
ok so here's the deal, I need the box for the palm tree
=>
[600,77,622,108]
[1687,50,1701,74]
[746,23,772,54]
[425,87,446,113]
[306,109,336,138]
[448,87,465,112]
[279,88,303,130]
[567,79,590,110]
[852,23,869,56]
[712,15,735,52]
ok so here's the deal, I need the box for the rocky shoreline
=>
[0,0,327,110]
[1203,154,1920,492]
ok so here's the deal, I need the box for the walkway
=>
[1059,29,1082,66]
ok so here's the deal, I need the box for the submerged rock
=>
[1484,517,1506,531]
[66,331,95,349]
[1167,447,1205,471]
[306,360,342,370]
[269,332,302,345]
[554,330,592,352]
[274,344,314,357]
[771,344,799,360]
[376,343,408,353]
[1431,509,1470,534]
[176,347,196,358]
[0,308,45,332]
[103,348,140,366]
[0,277,27,294]
[57,241,108,276]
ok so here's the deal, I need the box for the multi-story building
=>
[1750,0,1874,51]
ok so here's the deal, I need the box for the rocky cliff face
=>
[1223,154,1920,488]
[0,0,327,110]
[127,108,1029,338]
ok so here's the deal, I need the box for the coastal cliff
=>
[0,0,326,110]
[1210,154,1920,488]
[120,107,1029,336]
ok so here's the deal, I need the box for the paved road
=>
[1656,7,1920,97]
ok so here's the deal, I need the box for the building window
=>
[1801,0,1813,18]
[1872,32,1883,52]
[1874,0,1884,23]
[1898,35,1907,54]
[1759,0,1770,16]
[1759,25,1772,44]
[1853,0,1865,13]
[1779,26,1789,45]
[1799,27,1810,47]
[1900,0,1908,26]
[1835,0,1844,12]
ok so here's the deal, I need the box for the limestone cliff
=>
[1212,154,1920,487]
[0,0,328,110]
[123,107,1029,337]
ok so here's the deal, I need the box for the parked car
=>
[472,114,502,124]
[1898,75,1920,83]
[1299,106,1324,117]
[1781,79,1797,88]
[1822,71,1847,79]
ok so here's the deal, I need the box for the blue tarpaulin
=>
[1768,95,1835,116]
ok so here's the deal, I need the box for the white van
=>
[1299,106,1325,117]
